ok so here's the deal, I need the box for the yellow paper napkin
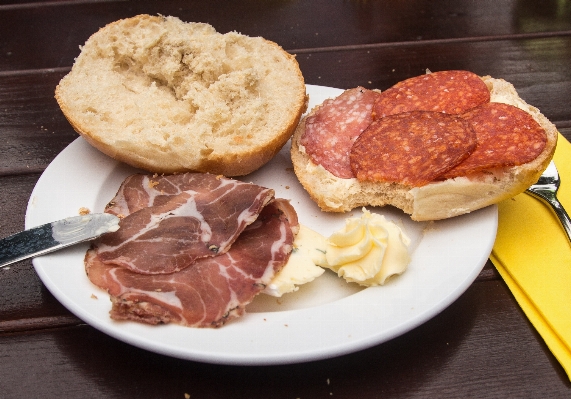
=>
[491,133,571,380]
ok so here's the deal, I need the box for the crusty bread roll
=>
[56,14,307,176]
[291,76,558,221]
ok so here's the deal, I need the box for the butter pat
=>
[263,209,411,296]
[324,208,411,286]
[263,224,327,297]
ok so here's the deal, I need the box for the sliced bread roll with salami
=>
[56,14,307,176]
[291,71,558,221]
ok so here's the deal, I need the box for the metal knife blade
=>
[0,213,120,268]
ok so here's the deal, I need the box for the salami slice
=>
[372,70,490,119]
[350,111,477,186]
[441,102,547,178]
[300,87,381,178]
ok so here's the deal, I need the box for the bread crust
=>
[291,76,558,221]
[56,15,308,176]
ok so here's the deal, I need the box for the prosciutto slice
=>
[93,173,275,274]
[85,200,295,328]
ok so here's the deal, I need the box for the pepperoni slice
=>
[441,102,547,178]
[300,87,381,178]
[372,70,490,119]
[349,111,477,187]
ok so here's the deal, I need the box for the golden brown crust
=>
[55,14,308,176]
[291,76,558,221]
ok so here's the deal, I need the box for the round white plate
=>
[26,85,497,365]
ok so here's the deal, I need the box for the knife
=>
[0,213,120,268]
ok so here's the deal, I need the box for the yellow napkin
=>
[491,133,571,380]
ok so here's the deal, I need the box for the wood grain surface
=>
[1,1,570,397]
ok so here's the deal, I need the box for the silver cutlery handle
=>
[528,191,571,245]
[0,214,120,268]
[548,198,571,244]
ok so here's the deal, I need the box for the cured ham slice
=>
[93,173,275,274]
[86,200,295,328]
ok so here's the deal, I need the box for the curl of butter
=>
[263,208,411,296]
[324,208,411,286]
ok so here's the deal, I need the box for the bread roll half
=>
[291,76,557,221]
[56,15,307,176]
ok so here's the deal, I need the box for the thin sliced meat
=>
[85,200,295,328]
[104,174,155,217]
[94,173,275,274]
[441,102,547,178]
[105,173,262,216]
[372,70,490,119]
[272,197,300,235]
[350,111,477,186]
[300,87,381,178]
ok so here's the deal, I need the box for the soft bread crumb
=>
[56,15,307,176]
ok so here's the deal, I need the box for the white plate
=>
[26,85,497,365]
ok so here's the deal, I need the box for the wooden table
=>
[1,1,570,397]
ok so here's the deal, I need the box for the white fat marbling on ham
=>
[93,173,275,275]
[106,173,261,216]
[85,200,295,328]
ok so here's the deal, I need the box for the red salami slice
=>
[300,87,381,178]
[350,111,477,186]
[441,102,547,178]
[372,70,490,119]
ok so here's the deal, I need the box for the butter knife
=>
[0,213,120,268]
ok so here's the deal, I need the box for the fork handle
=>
[545,197,571,245]
[527,190,571,245]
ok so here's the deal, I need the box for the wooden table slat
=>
[1,0,571,72]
